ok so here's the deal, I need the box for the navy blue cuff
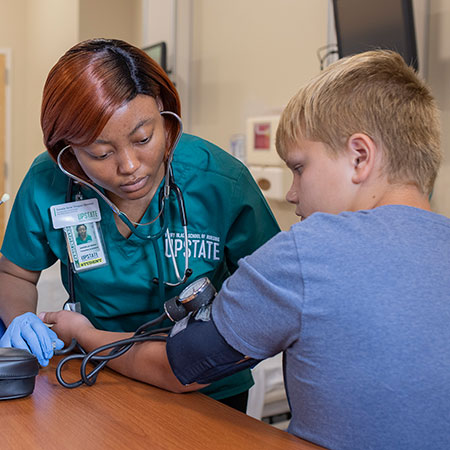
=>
[166,315,260,385]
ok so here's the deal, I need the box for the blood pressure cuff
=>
[166,314,261,385]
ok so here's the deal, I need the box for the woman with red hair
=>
[0,39,279,411]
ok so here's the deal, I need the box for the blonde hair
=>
[276,50,441,195]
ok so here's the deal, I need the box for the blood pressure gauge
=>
[164,277,216,322]
[178,277,215,304]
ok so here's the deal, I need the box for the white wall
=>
[189,0,327,150]
[0,0,27,204]
[0,0,143,201]
[142,0,176,70]
[187,0,328,228]
[428,0,450,216]
[24,0,80,188]
[79,0,142,45]
[0,0,79,201]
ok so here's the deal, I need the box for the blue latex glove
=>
[0,312,64,366]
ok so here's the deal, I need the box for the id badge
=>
[50,199,108,272]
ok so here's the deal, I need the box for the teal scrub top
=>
[1,134,280,400]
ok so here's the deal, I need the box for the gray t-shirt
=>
[213,205,450,450]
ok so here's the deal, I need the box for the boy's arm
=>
[40,310,206,393]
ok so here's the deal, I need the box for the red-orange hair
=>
[41,38,181,178]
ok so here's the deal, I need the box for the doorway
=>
[0,52,7,244]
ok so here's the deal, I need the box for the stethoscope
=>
[57,111,193,311]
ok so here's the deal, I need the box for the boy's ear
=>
[347,133,377,184]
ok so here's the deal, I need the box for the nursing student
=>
[0,38,279,412]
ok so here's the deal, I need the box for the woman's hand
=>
[38,310,94,345]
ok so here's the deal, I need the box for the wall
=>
[189,0,327,149]
[142,0,193,128]
[142,0,176,70]
[79,0,142,45]
[428,0,450,216]
[188,0,328,228]
[23,0,80,192]
[0,0,27,202]
[0,0,142,205]
[0,0,79,205]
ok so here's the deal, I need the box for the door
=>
[0,53,6,244]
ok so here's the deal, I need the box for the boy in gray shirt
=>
[43,50,449,450]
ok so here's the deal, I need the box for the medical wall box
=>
[248,165,291,202]
[0,348,39,400]
[246,115,291,201]
[246,115,283,167]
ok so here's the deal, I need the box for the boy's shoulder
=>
[291,206,450,249]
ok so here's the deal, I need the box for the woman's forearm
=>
[0,256,40,325]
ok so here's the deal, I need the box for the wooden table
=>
[0,357,323,450]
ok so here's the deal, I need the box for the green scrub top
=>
[2,133,280,400]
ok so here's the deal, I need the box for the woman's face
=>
[71,95,167,206]
[77,225,87,240]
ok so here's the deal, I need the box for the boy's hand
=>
[38,311,94,344]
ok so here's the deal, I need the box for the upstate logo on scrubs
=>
[164,232,221,261]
